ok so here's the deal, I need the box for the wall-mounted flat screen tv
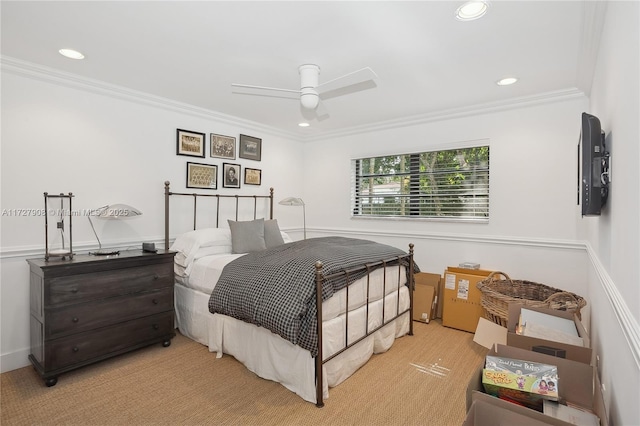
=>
[579,112,609,216]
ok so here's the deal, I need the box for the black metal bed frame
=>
[163,181,414,407]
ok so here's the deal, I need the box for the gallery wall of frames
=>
[177,129,263,190]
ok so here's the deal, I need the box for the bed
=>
[163,181,417,406]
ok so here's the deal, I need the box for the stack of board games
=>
[482,355,558,411]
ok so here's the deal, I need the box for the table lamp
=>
[88,203,142,255]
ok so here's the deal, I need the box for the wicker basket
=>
[476,271,587,327]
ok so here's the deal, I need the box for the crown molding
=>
[2,56,587,144]
[299,88,586,142]
[0,56,300,141]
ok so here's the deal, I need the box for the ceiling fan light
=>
[300,92,319,109]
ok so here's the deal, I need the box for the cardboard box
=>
[466,344,606,426]
[466,392,576,426]
[442,267,493,333]
[473,317,507,349]
[506,305,592,365]
[413,272,440,322]
[437,275,445,319]
[464,397,566,426]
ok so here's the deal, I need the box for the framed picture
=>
[222,163,241,188]
[186,162,217,190]
[239,134,262,161]
[177,129,205,157]
[210,133,236,160]
[244,168,262,186]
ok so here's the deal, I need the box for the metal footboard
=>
[313,244,415,407]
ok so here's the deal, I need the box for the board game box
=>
[482,355,559,411]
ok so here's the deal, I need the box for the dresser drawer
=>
[47,263,173,305]
[46,312,174,371]
[47,287,173,338]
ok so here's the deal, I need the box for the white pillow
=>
[170,228,232,267]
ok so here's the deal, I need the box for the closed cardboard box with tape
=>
[442,267,493,333]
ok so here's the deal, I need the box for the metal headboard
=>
[163,181,274,249]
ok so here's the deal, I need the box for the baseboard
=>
[1,348,30,374]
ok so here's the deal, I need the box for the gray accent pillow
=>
[264,219,285,248]
[228,218,266,253]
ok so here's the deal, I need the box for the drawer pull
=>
[153,324,159,330]
[72,346,79,353]
[72,317,79,323]
[152,299,159,305]
[71,288,78,293]
[153,274,159,280]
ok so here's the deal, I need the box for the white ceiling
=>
[1,1,602,140]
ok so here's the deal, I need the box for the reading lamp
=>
[278,197,306,239]
[88,203,142,255]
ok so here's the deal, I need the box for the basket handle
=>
[544,291,582,319]
[544,291,578,304]
[485,271,511,282]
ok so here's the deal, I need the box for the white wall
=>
[302,98,590,293]
[0,66,304,372]
[300,8,640,419]
[582,1,640,425]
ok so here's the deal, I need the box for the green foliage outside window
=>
[352,146,489,220]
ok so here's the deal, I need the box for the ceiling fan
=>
[231,64,378,118]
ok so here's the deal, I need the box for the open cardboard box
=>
[465,395,569,426]
[466,344,607,426]
[506,304,592,365]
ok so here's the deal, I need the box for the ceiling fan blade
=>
[300,99,330,121]
[231,83,301,100]
[315,67,378,95]
[315,99,330,120]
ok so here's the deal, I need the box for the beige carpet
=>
[1,320,487,426]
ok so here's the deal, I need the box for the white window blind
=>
[351,146,490,221]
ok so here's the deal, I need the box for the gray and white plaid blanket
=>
[208,236,418,357]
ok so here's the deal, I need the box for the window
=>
[351,145,489,221]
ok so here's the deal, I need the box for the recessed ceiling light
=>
[58,49,85,60]
[496,77,518,86]
[456,1,489,21]
[298,122,310,127]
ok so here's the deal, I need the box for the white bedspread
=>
[180,253,407,323]
[173,252,411,404]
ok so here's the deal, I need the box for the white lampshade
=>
[279,197,306,239]
[95,203,142,218]
[278,197,305,207]
[89,203,142,255]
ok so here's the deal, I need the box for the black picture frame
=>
[186,162,217,190]
[222,163,241,188]
[244,168,262,186]
[177,129,205,157]
[210,133,236,160]
[239,134,262,161]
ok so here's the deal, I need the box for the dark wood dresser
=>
[27,250,176,386]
